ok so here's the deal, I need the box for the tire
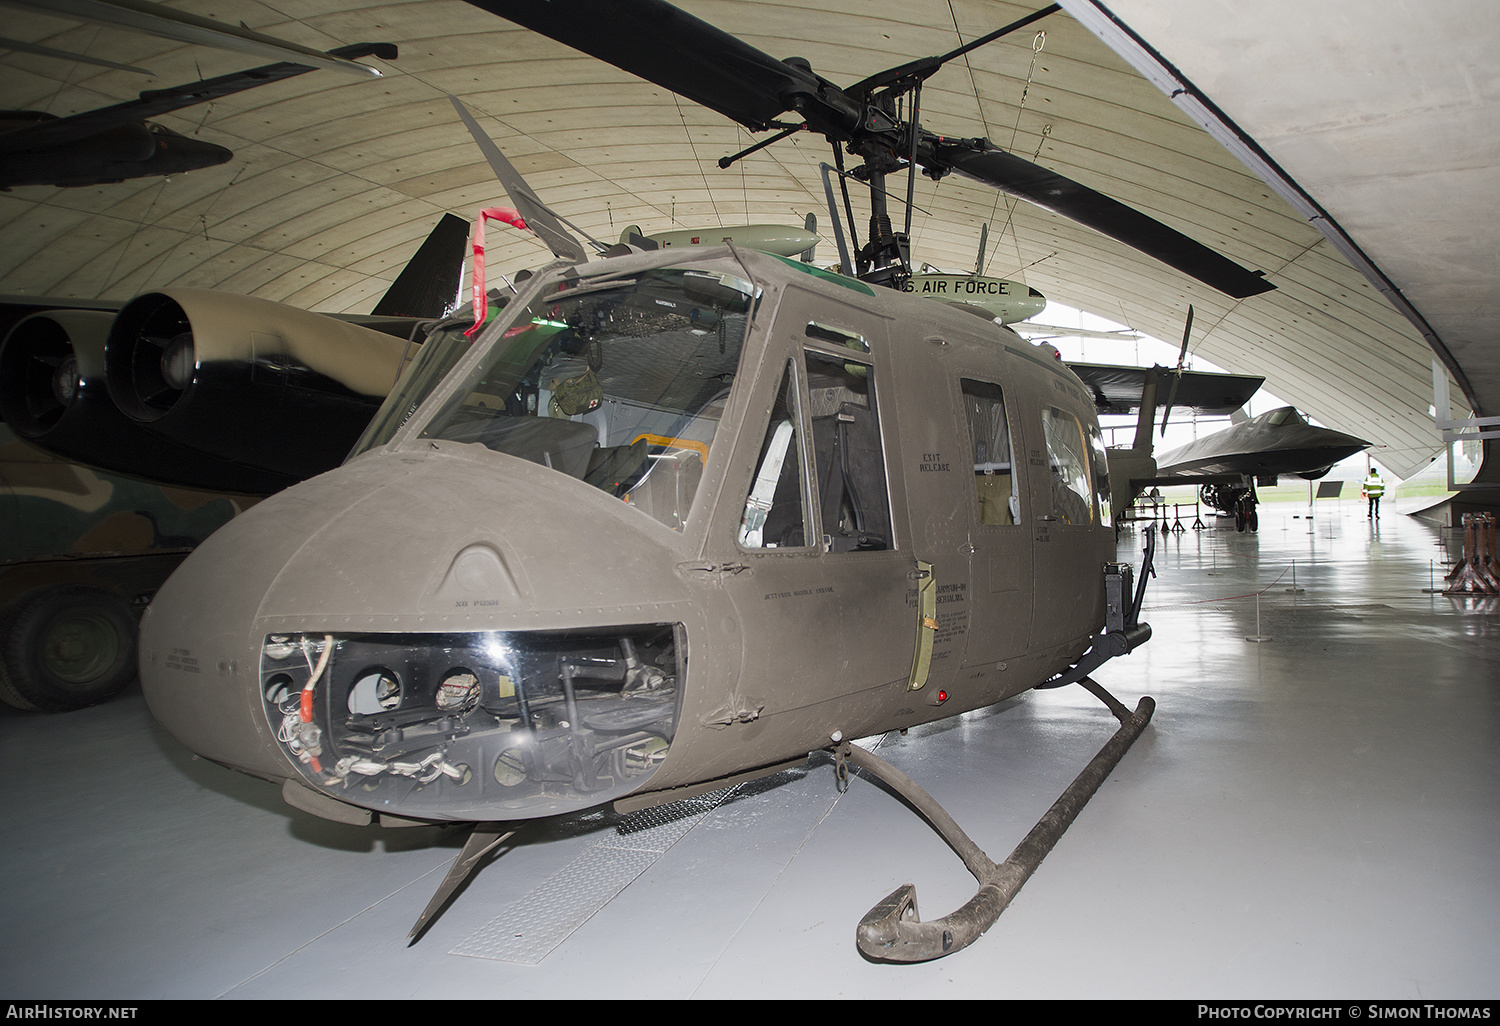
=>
[0,585,139,712]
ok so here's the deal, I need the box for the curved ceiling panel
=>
[0,0,1482,479]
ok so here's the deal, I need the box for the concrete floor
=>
[2,497,1498,999]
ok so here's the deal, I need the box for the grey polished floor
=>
[2,497,1497,999]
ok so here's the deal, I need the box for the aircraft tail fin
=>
[1133,365,1161,453]
[1230,406,1249,425]
[620,225,658,250]
[369,213,469,319]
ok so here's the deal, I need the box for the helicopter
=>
[131,0,1285,962]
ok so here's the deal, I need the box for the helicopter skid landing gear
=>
[842,677,1154,963]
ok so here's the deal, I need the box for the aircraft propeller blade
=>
[475,0,1277,300]
[974,222,989,277]
[1160,304,1194,436]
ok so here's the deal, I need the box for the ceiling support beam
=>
[1059,0,1481,418]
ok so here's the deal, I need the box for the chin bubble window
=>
[259,625,683,819]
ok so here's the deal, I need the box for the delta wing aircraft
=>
[1155,406,1371,531]
[0,42,395,189]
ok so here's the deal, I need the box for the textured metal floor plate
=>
[451,787,737,964]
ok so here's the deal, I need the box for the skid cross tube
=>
[844,678,1154,962]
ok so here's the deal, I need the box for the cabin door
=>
[956,377,1034,669]
[1026,401,1102,651]
[719,299,914,728]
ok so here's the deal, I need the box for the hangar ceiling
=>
[1,0,1493,480]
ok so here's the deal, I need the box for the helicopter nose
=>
[138,477,327,780]
[140,448,701,796]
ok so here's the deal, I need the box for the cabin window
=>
[1087,421,1112,527]
[352,317,471,456]
[738,360,810,549]
[804,348,891,551]
[805,321,868,352]
[412,267,752,531]
[1041,405,1093,525]
[961,379,1019,526]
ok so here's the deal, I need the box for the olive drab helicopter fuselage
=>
[139,242,1125,832]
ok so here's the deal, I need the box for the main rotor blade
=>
[925,143,1275,299]
[470,0,841,134]
[481,0,1277,299]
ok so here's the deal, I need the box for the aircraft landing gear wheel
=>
[0,586,138,712]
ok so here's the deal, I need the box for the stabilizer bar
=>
[848,681,1154,962]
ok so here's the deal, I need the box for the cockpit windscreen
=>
[417,268,755,530]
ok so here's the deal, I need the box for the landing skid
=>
[839,676,1154,963]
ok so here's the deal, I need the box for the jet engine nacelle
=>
[105,288,412,482]
[0,309,291,494]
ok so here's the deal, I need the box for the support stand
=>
[1246,592,1272,642]
[842,677,1154,963]
[1444,513,1499,595]
[1285,559,1304,594]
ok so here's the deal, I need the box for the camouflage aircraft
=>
[0,423,255,711]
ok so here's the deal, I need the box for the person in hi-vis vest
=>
[1362,468,1385,519]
